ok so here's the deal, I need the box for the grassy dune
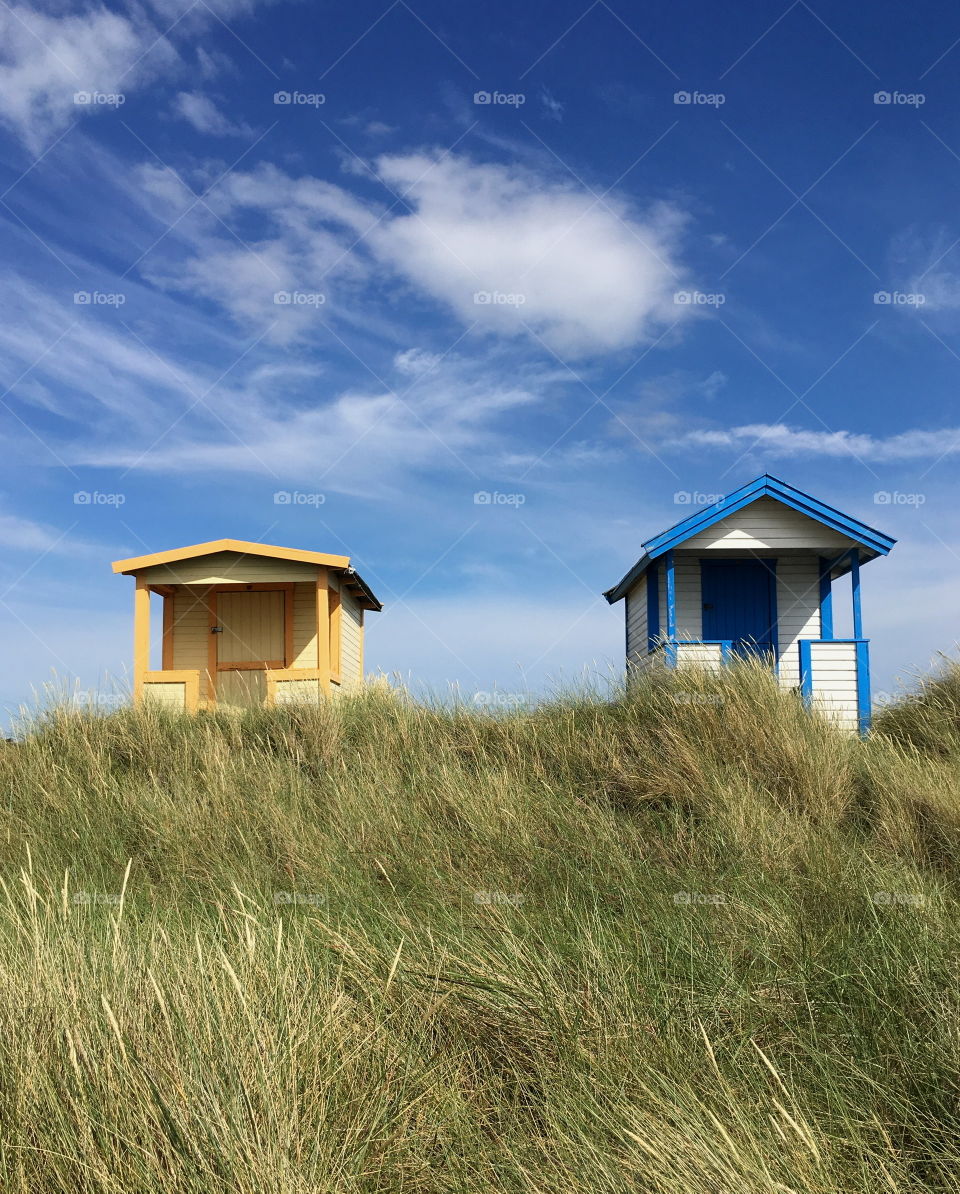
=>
[1,660,960,1192]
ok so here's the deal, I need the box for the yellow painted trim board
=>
[133,577,150,702]
[112,539,350,574]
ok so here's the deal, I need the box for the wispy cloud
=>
[668,422,960,460]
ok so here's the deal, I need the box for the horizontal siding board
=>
[144,553,321,585]
[683,498,854,552]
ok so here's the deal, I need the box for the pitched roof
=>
[112,539,382,610]
[603,475,896,604]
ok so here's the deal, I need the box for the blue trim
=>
[850,549,863,639]
[665,550,676,640]
[665,641,677,668]
[603,474,896,603]
[818,557,834,639]
[762,557,779,666]
[856,639,871,734]
[798,639,813,705]
[646,561,659,654]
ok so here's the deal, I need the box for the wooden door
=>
[216,590,285,706]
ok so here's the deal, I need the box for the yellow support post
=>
[315,569,331,693]
[133,576,150,703]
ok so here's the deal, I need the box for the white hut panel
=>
[682,497,855,553]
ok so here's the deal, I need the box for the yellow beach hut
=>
[112,539,382,710]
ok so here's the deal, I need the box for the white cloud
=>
[0,511,99,557]
[172,91,251,137]
[670,423,960,461]
[0,3,172,153]
[133,152,693,357]
[370,152,690,356]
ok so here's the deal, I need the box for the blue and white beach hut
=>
[603,476,896,732]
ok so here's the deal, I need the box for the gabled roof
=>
[604,475,896,604]
[112,539,382,610]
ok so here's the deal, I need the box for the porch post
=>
[849,549,862,639]
[818,557,834,639]
[665,550,676,666]
[133,576,150,703]
[315,568,331,693]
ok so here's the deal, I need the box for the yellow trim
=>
[133,577,150,702]
[161,595,174,670]
[112,539,350,575]
[315,569,331,693]
[205,586,218,706]
[358,607,364,683]
[143,670,200,713]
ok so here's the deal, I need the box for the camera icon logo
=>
[474,91,491,104]
[273,91,291,104]
[873,91,891,104]
[673,91,691,104]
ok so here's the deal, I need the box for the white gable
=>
[681,496,854,553]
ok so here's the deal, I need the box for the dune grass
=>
[1,659,960,1191]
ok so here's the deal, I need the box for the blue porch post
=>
[665,549,676,667]
[847,549,870,733]
[818,557,834,639]
[849,549,862,639]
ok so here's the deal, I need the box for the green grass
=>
[1,658,960,1192]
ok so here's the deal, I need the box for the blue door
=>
[700,560,776,658]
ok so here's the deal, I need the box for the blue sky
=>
[1,0,959,715]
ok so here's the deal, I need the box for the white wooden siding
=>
[625,576,648,664]
[339,586,363,690]
[676,642,724,669]
[806,641,859,731]
[683,497,854,552]
[775,556,822,688]
[171,590,212,703]
[144,552,320,585]
[143,681,186,710]
[274,677,322,704]
[291,582,318,668]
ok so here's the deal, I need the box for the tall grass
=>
[1,658,960,1192]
